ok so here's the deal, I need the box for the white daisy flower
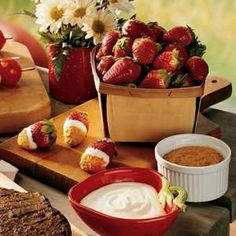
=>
[82,9,116,44]
[107,0,135,15]
[35,0,67,34]
[63,0,96,26]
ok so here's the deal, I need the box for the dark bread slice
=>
[0,187,71,236]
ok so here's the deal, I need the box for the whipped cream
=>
[25,126,37,150]
[81,182,165,219]
[63,118,87,134]
[84,147,110,165]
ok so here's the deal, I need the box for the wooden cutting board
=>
[0,75,232,191]
[0,41,51,133]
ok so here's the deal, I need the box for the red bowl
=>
[68,167,180,236]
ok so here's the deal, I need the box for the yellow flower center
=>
[50,6,64,21]
[74,7,86,18]
[92,20,105,33]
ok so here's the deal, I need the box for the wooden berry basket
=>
[91,46,205,142]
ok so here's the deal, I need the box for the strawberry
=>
[147,22,166,42]
[0,59,22,86]
[140,69,171,89]
[64,111,88,147]
[163,26,193,46]
[113,37,133,59]
[164,43,188,69]
[103,57,141,84]
[31,120,57,149]
[80,139,116,173]
[68,111,89,129]
[96,47,104,61]
[97,55,115,76]
[153,49,180,72]
[132,38,158,65]
[185,56,209,82]
[90,139,116,160]
[122,19,153,40]
[0,30,6,50]
[101,30,120,56]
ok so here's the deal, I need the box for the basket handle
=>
[200,76,232,111]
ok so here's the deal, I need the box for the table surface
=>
[14,107,234,236]
[0,68,235,236]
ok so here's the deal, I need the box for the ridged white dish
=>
[155,134,231,202]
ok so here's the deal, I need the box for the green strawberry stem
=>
[159,177,187,213]
[186,25,206,57]
[170,73,187,88]
[41,120,57,145]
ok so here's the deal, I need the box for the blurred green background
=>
[0,0,235,111]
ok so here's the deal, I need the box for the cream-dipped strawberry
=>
[17,120,57,150]
[64,111,89,147]
[80,139,115,173]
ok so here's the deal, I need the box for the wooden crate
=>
[91,48,204,142]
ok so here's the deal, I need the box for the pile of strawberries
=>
[96,19,209,89]
[0,29,22,87]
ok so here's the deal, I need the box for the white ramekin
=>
[155,134,231,202]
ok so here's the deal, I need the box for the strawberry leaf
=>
[187,39,206,57]
[185,26,206,57]
[170,73,187,88]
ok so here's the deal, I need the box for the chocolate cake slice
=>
[0,187,71,236]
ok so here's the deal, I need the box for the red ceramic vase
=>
[48,45,97,104]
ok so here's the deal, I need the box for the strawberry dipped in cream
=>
[80,139,116,173]
[17,120,57,150]
[63,111,89,147]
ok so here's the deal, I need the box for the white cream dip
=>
[80,182,165,219]
[63,118,87,134]
[25,126,37,150]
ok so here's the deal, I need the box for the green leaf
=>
[185,25,207,57]
[39,31,67,45]
[23,9,36,18]
[52,49,68,82]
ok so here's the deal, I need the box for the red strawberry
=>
[147,22,166,42]
[96,47,104,61]
[103,58,141,84]
[0,59,22,86]
[101,30,120,55]
[164,43,188,69]
[163,26,193,46]
[113,37,133,59]
[132,38,158,65]
[153,49,180,72]
[31,120,57,149]
[140,69,171,89]
[0,30,6,50]
[90,139,115,160]
[97,55,115,76]
[68,111,89,130]
[185,56,209,82]
[122,19,153,40]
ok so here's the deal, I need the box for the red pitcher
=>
[48,45,97,104]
